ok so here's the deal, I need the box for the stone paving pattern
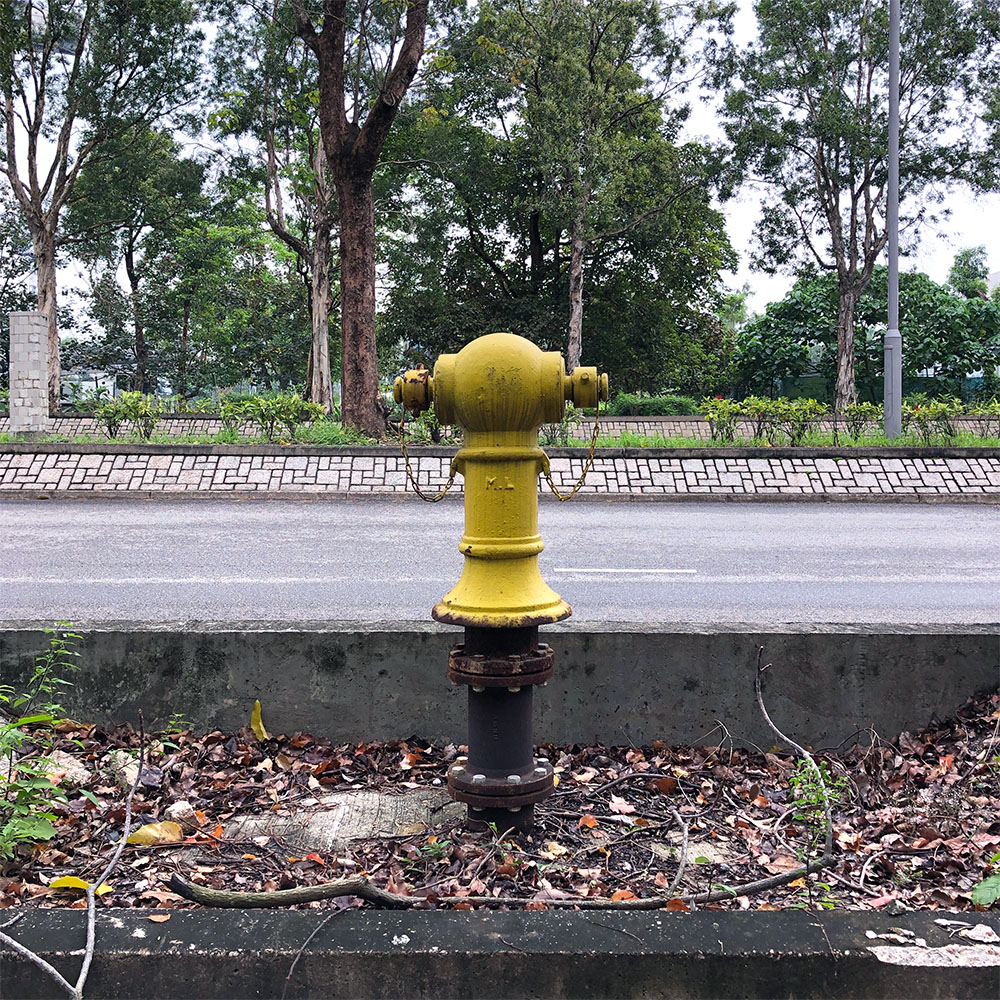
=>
[2,448,1000,497]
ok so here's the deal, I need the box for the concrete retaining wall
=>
[2,443,1000,498]
[1,623,996,747]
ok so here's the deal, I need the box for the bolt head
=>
[509,806,522,812]
[451,765,465,774]
[472,685,486,693]
[534,767,547,776]
[506,774,521,783]
[509,686,521,694]
[472,773,486,783]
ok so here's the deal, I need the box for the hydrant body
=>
[394,332,608,832]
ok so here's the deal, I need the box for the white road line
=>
[553,567,697,574]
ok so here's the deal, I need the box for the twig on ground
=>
[0,712,145,1000]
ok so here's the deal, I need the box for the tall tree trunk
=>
[30,226,59,412]
[337,177,381,436]
[308,221,335,413]
[834,283,859,413]
[567,207,586,372]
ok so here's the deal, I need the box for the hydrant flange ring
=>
[448,643,554,688]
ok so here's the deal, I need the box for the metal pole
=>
[884,0,902,437]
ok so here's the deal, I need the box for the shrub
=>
[740,395,782,443]
[904,395,962,444]
[244,393,326,441]
[605,392,700,416]
[843,401,883,440]
[968,397,1000,439]
[95,393,162,439]
[781,398,828,446]
[698,397,741,442]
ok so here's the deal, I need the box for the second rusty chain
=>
[400,395,602,502]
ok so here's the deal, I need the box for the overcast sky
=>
[681,1,1000,312]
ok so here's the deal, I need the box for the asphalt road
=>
[1,497,998,625]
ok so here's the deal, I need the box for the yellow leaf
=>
[251,700,270,742]
[50,876,114,895]
[126,821,184,846]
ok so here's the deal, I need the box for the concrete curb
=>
[2,909,998,999]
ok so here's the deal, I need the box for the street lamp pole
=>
[884,0,902,436]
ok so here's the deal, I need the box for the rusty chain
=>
[397,407,457,502]
[397,394,601,503]
[541,395,602,501]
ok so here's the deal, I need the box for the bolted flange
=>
[447,643,554,689]
[447,759,554,810]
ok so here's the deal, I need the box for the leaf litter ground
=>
[3,687,998,915]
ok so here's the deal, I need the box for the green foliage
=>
[605,393,700,417]
[540,407,584,447]
[378,0,735,397]
[243,393,325,442]
[903,395,962,445]
[737,268,1000,403]
[698,397,742,443]
[781,398,829,446]
[95,392,163,439]
[844,402,883,440]
[968,398,1000,438]
[790,759,848,859]
[948,247,990,300]
[0,627,81,859]
[722,0,1000,405]
[972,852,1000,907]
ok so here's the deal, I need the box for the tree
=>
[0,0,202,408]
[738,267,1000,400]
[65,129,205,393]
[376,0,736,395]
[0,183,35,388]
[948,246,989,300]
[723,0,1000,411]
[472,0,727,370]
[212,4,337,411]
[291,0,429,436]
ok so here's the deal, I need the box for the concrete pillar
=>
[8,311,51,437]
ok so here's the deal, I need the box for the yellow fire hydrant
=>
[395,332,608,831]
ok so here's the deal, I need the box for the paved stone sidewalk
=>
[2,446,1000,499]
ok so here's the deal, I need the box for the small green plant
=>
[541,406,583,447]
[781,398,828,446]
[95,397,126,438]
[0,627,81,859]
[698,396,742,442]
[968,397,1000,439]
[903,395,962,444]
[843,401,883,440]
[972,852,1000,908]
[740,395,783,443]
[789,758,848,857]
